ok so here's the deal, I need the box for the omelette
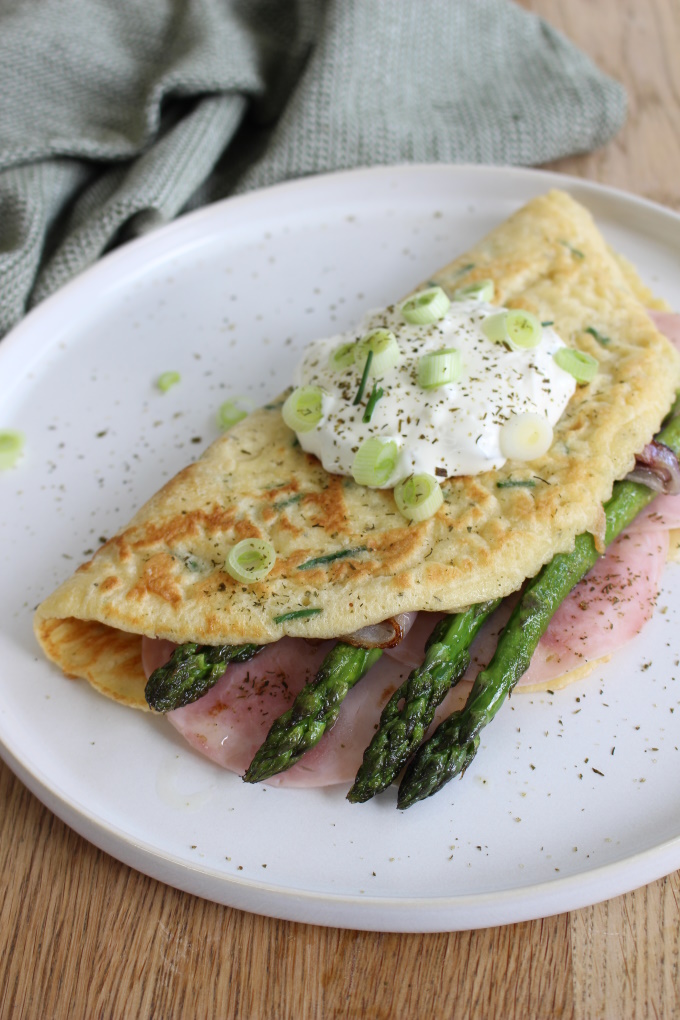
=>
[34,190,680,710]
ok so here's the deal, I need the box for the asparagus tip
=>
[242,758,276,784]
[345,783,372,804]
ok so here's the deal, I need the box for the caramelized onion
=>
[626,440,680,495]
[342,612,417,649]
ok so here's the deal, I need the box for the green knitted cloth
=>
[0,0,625,337]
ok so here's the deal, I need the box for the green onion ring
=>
[328,342,356,371]
[226,539,276,584]
[217,398,249,430]
[482,309,542,350]
[417,348,461,389]
[394,474,444,521]
[352,437,399,487]
[553,347,599,383]
[354,329,401,375]
[282,386,326,432]
[157,371,181,393]
[0,430,25,470]
[400,286,451,325]
[452,279,495,302]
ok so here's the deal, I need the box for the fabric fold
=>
[0,0,626,338]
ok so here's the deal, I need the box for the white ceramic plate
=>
[1,165,679,932]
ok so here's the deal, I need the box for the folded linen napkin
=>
[0,0,625,338]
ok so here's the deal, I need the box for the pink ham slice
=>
[388,527,670,689]
[142,526,669,785]
[142,521,671,786]
[450,529,670,690]
[142,526,669,786]
[142,637,177,678]
[523,529,669,685]
[627,493,680,532]
[383,612,446,668]
[161,639,409,787]
[523,533,669,685]
[649,310,680,351]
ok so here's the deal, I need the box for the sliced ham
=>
[142,637,177,678]
[627,492,680,532]
[649,310,680,351]
[443,530,669,690]
[141,523,670,784]
[141,521,671,786]
[521,529,669,686]
[163,639,408,787]
[383,612,446,668]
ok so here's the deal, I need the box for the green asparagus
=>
[243,643,383,783]
[397,411,680,809]
[145,641,261,712]
[346,599,501,803]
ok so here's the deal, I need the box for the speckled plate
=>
[1,165,680,932]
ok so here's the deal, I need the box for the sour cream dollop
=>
[293,298,577,486]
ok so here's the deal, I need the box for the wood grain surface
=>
[2,1,679,1017]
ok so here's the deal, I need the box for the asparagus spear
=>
[145,641,261,712]
[243,643,383,783]
[397,411,680,809]
[346,599,501,803]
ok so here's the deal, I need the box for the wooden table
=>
[2,1,679,1016]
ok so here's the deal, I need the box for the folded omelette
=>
[34,190,680,708]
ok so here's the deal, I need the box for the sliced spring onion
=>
[354,329,401,375]
[394,474,443,522]
[0,430,25,470]
[400,286,450,325]
[226,538,276,583]
[553,347,599,383]
[584,326,610,346]
[328,342,357,371]
[454,262,475,278]
[417,347,461,389]
[559,240,585,259]
[353,350,373,405]
[362,383,384,423]
[506,310,542,349]
[499,413,553,462]
[352,437,399,487]
[282,386,325,432]
[496,478,536,489]
[216,398,248,430]
[481,312,508,345]
[157,371,180,393]
[452,279,495,302]
[482,309,542,350]
[297,545,367,570]
[273,607,322,624]
[273,492,304,510]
